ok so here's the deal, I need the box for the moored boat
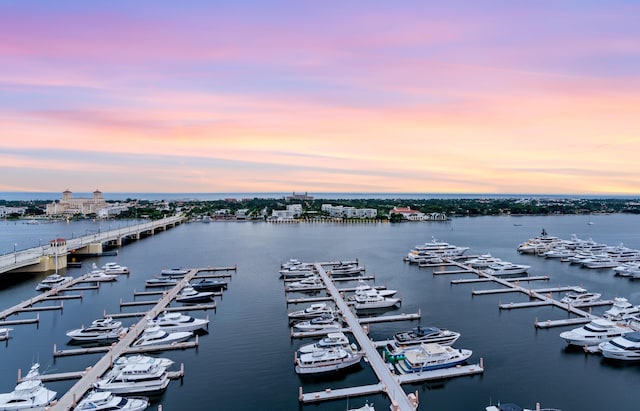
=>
[559,318,632,346]
[35,274,73,291]
[391,342,472,374]
[0,363,57,410]
[93,363,170,394]
[131,326,192,347]
[294,347,363,374]
[298,332,356,354]
[292,314,342,331]
[560,287,601,305]
[101,262,130,275]
[393,325,461,347]
[175,286,214,303]
[598,331,640,361]
[147,312,209,333]
[74,390,149,411]
[161,268,189,276]
[66,317,126,342]
[288,303,336,321]
[190,278,227,292]
[603,297,640,322]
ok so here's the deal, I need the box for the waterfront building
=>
[321,204,377,219]
[0,205,26,217]
[390,206,446,221]
[46,189,107,216]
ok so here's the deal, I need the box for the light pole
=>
[13,243,17,263]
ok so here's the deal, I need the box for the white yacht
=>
[542,247,575,259]
[483,261,530,276]
[393,325,461,347]
[0,328,12,341]
[581,255,619,269]
[298,332,356,354]
[560,288,601,305]
[464,254,502,269]
[101,262,130,275]
[131,326,192,347]
[160,268,189,276]
[286,276,324,291]
[612,262,640,277]
[391,343,472,374]
[288,303,336,321]
[598,331,640,361]
[147,312,209,333]
[294,347,363,374]
[326,263,365,276]
[175,286,214,303]
[35,274,73,291]
[603,298,640,322]
[516,229,561,254]
[351,289,400,310]
[84,266,117,282]
[0,363,56,410]
[279,265,315,279]
[74,390,149,411]
[66,317,126,342]
[113,355,175,370]
[559,318,632,346]
[349,403,375,411]
[352,281,397,297]
[93,363,170,394]
[412,238,469,256]
[292,315,342,331]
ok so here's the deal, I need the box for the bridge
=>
[0,215,186,275]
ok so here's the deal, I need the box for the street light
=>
[13,243,17,263]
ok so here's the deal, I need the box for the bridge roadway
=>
[51,268,199,411]
[315,264,417,411]
[0,215,185,274]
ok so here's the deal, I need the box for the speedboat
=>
[66,317,126,342]
[292,314,342,331]
[603,297,640,322]
[391,343,472,374]
[288,303,336,321]
[93,363,170,394]
[161,268,189,277]
[294,347,363,374]
[559,318,632,346]
[35,274,73,291]
[147,311,209,333]
[101,262,130,275]
[560,287,601,305]
[298,332,356,354]
[131,326,192,347]
[74,390,149,411]
[483,261,530,276]
[0,363,56,410]
[113,355,174,370]
[598,331,640,361]
[393,325,461,346]
[190,278,227,291]
[175,286,214,303]
[351,289,400,311]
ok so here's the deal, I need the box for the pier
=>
[295,264,483,410]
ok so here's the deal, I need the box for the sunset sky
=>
[2,1,639,195]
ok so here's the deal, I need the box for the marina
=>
[1,213,639,410]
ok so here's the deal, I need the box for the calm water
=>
[1,214,639,410]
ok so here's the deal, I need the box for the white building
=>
[46,189,107,216]
[322,204,377,219]
[0,206,26,217]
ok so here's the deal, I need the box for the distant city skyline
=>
[2,1,639,195]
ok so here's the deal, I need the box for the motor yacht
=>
[294,347,363,374]
[393,325,461,347]
[131,326,192,347]
[101,262,130,275]
[279,265,315,279]
[147,312,209,333]
[603,297,640,322]
[598,331,640,361]
[542,247,575,259]
[74,390,149,411]
[35,274,73,291]
[560,288,601,305]
[113,355,175,370]
[483,261,530,276]
[326,263,365,276]
[348,402,375,411]
[464,254,502,269]
[66,317,126,342]
[190,278,227,292]
[352,289,401,311]
[390,343,472,374]
[286,276,324,291]
[145,277,178,287]
[516,229,561,254]
[288,303,336,321]
[175,286,214,303]
[93,363,170,394]
[84,266,117,282]
[352,281,397,297]
[612,262,640,277]
[411,238,470,256]
[160,268,189,277]
[292,315,342,331]
[581,255,619,269]
[0,363,56,410]
[298,332,357,354]
[559,318,632,346]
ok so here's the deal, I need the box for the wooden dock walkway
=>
[51,267,210,411]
